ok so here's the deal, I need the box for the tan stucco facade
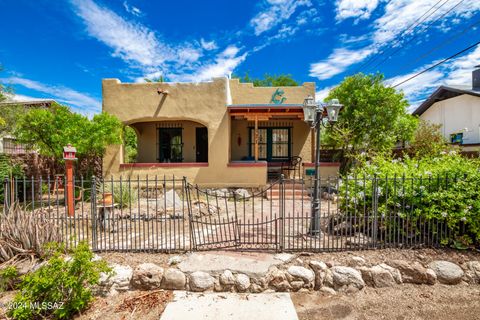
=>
[102,77,337,187]
[420,94,480,146]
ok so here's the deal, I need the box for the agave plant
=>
[0,205,61,263]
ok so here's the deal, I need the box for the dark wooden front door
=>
[196,127,208,162]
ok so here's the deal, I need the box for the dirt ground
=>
[99,248,480,269]
[292,285,480,320]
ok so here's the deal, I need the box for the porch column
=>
[254,114,259,162]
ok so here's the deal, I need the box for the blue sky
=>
[1,0,480,115]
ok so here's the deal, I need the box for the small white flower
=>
[460,217,467,222]
[449,150,457,155]
[425,171,432,175]
[420,186,425,191]
[467,205,472,210]
[441,212,447,218]
[396,203,401,208]
[406,205,411,209]
[392,159,398,164]
[440,151,447,155]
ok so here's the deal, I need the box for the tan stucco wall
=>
[102,77,315,186]
[420,94,480,144]
[229,78,315,104]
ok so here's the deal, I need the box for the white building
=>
[413,66,480,151]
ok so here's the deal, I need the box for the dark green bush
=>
[340,152,480,247]
[0,265,18,291]
[8,242,111,320]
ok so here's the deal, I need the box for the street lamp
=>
[302,95,343,235]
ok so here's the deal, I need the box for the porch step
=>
[266,184,311,200]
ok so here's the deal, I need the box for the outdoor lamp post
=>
[302,95,343,235]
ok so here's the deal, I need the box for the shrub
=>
[0,265,18,291]
[340,152,480,247]
[8,242,111,320]
[0,205,62,263]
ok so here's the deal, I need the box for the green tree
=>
[409,119,451,158]
[324,73,418,156]
[14,103,123,158]
[144,75,166,82]
[124,126,138,163]
[233,73,299,86]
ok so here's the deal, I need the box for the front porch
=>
[229,104,313,180]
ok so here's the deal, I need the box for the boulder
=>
[287,266,315,283]
[331,266,365,290]
[360,264,401,288]
[189,271,215,292]
[323,269,334,288]
[131,263,164,290]
[168,256,183,266]
[213,188,230,197]
[387,260,436,285]
[268,268,291,291]
[290,281,304,291]
[99,264,133,295]
[274,253,295,263]
[234,188,251,198]
[464,261,480,284]
[235,274,251,292]
[162,268,186,290]
[250,283,264,293]
[428,261,464,285]
[219,270,236,286]
[320,287,336,295]
[309,260,328,289]
[348,256,366,267]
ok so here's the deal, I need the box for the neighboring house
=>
[0,99,55,155]
[102,77,339,187]
[413,67,480,151]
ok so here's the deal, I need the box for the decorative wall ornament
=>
[270,88,287,104]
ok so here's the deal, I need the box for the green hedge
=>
[340,152,480,248]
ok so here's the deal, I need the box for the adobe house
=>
[102,77,339,187]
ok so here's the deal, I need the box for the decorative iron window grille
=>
[156,125,184,162]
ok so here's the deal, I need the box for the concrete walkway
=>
[160,291,299,320]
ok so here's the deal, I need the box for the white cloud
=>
[309,47,373,80]
[72,0,172,67]
[315,86,335,102]
[200,39,218,51]
[336,0,379,22]
[2,77,101,114]
[386,45,480,110]
[123,1,142,17]
[175,46,248,82]
[250,0,311,35]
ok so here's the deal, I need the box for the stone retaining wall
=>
[96,254,480,296]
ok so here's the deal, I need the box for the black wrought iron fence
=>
[2,174,478,252]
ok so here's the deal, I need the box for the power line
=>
[368,0,466,72]
[354,0,446,73]
[391,40,480,88]
[401,13,480,71]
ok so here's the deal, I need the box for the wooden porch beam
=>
[254,114,259,162]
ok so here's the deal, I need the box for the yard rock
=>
[331,266,365,291]
[464,261,480,284]
[320,287,336,295]
[192,201,220,217]
[274,253,295,263]
[234,188,251,198]
[235,273,251,292]
[168,255,183,266]
[98,264,133,295]
[268,268,291,291]
[212,188,230,197]
[387,260,436,285]
[189,271,215,292]
[290,281,304,291]
[360,264,401,288]
[287,266,315,284]
[309,260,328,289]
[219,270,236,286]
[428,260,464,285]
[348,256,366,267]
[162,268,186,290]
[131,263,164,290]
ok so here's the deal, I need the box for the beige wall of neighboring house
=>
[420,94,480,145]
[102,77,339,186]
